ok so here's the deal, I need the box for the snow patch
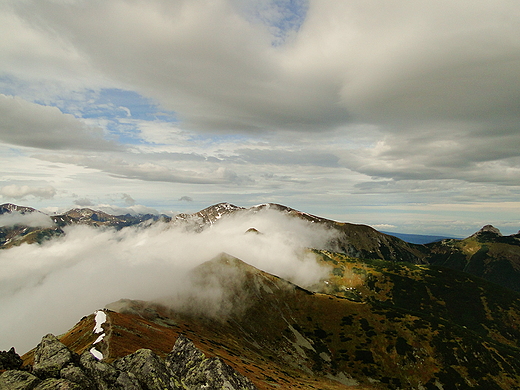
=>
[90,310,107,360]
[89,347,103,360]
[93,310,106,334]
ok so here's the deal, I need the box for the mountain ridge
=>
[2,202,520,293]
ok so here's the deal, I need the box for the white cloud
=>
[74,198,94,207]
[0,6,97,86]
[0,184,56,200]
[121,193,135,206]
[0,208,335,353]
[371,224,397,231]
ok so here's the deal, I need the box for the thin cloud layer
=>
[33,153,249,185]
[0,209,335,354]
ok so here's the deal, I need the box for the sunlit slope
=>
[23,252,520,390]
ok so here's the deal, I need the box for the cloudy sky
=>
[1,0,519,236]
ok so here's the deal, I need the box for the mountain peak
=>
[193,203,244,225]
[472,224,502,237]
[0,203,39,215]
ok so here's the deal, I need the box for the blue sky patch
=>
[241,0,309,45]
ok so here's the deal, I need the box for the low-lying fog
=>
[0,208,336,354]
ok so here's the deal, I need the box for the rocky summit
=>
[0,332,256,390]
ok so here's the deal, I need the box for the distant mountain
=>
[381,231,457,244]
[0,203,170,249]
[53,207,171,228]
[424,225,520,292]
[5,253,520,389]
[174,203,427,264]
[0,203,39,215]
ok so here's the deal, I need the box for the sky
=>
[1,0,520,236]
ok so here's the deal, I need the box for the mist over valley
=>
[1,202,520,389]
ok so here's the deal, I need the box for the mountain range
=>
[2,202,519,292]
[1,202,520,389]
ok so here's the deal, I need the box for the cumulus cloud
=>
[8,1,519,130]
[5,1,518,181]
[0,95,120,151]
[9,0,348,132]
[0,208,335,354]
[235,148,340,167]
[0,184,56,200]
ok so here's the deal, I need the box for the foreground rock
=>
[0,348,23,370]
[0,334,257,390]
[166,335,257,390]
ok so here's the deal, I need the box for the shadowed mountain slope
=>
[424,225,520,292]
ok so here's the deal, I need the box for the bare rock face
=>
[59,363,95,389]
[79,351,121,389]
[166,334,206,379]
[115,348,177,390]
[183,357,257,390]
[32,378,82,390]
[33,335,75,379]
[472,224,502,237]
[1,334,257,390]
[0,369,41,390]
[166,334,257,390]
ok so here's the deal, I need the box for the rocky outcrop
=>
[166,335,257,390]
[0,369,41,389]
[471,224,502,238]
[0,334,257,390]
[33,335,75,379]
[115,349,174,390]
[33,378,81,389]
